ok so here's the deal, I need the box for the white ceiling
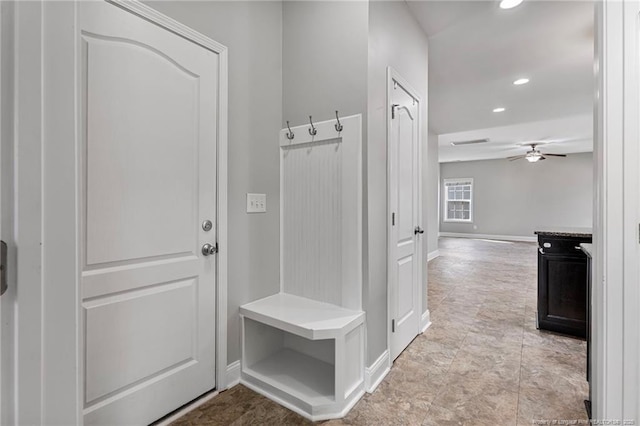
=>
[406,0,595,161]
[438,113,592,163]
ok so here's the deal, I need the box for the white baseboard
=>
[438,232,537,243]
[427,250,440,261]
[421,310,432,333]
[226,360,241,389]
[365,350,390,393]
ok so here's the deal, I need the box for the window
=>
[444,178,473,222]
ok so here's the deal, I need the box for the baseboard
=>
[420,310,432,333]
[365,350,390,393]
[438,232,537,243]
[427,250,440,261]
[226,360,241,389]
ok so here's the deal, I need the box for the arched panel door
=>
[79,2,218,424]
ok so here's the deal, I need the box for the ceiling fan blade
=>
[507,155,526,161]
[539,156,547,161]
[541,153,567,157]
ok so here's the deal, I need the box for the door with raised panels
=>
[389,79,421,362]
[79,2,218,424]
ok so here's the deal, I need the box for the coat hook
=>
[308,116,317,136]
[334,111,343,132]
[286,121,295,140]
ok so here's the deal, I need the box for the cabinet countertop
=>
[580,243,593,258]
[534,227,593,238]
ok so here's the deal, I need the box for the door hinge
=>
[392,319,395,333]
[391,104,399,119]
[1,241,7,296]
[392,212,396,226]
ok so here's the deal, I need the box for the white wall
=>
[145,1,283,364]
[368,1,429,364]
[440,152,593,237]
[427,130,439,256]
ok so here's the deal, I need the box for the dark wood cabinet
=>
[537,234,592,339]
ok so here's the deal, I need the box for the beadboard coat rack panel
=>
[279,114,363,311]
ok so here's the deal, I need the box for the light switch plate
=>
[246,193,267,213]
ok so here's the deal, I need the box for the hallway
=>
[169,237,589,425]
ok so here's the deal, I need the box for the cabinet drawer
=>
[538,237,591,255]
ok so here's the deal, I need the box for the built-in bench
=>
[240,293,365,420]
[239,114,364,421]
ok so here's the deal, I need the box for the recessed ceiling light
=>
[513,78,530,85]
[493,107,506,113]
[499,0,524,9]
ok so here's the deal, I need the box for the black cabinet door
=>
[538,252,588,338]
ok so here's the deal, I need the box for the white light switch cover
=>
[246,193,267,213]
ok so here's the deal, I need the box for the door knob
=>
[414,226,424,235]
[202,243,218,256]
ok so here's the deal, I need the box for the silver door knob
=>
[202,243,217,256]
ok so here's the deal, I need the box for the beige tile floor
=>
[170,237,589,425]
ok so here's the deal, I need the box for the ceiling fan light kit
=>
[499,0,524,9]
[507,143,568,163]
[526,151,542,162]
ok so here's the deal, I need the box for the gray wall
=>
[427,130,439,256]
[146,1,283,364]
[368,1,429,364]
[440,152,593,237]
[282,1,369,128]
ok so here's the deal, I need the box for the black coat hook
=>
[286,121,295,140]
[308,116,317,136]
[334,111,343,132]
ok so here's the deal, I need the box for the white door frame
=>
[13,1,228,423]
[593,0,640,421]
[0,1,17,421]
[386,66,423,362]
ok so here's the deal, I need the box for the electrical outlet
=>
[246,193,267,213]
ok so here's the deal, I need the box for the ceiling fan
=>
[507,143,567,163]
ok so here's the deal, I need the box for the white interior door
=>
[79,2,218,424]
[389,78,421,362]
